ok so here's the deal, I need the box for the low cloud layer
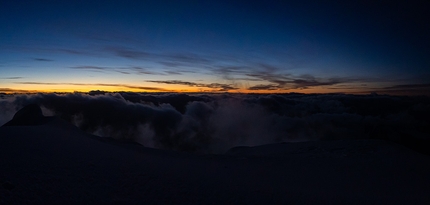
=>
[1,93,429,153]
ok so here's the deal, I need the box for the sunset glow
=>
[1,1,429,95]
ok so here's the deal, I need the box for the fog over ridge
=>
[1,92,429,153]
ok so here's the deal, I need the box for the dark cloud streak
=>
[14,82,166,91]
[0,88,37,93]
[384,83,430,90]
[1,77,23,80]
[71,65,165,75]
[365,83,430,96]
[148,80,238,91]
[104,46,211,65]
[34,58,53,62]
[248,84,280,91]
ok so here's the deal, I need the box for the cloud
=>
[117,71,130,75]
[12,46,93,56]
[58,45,359,92]
[164,70,183,75]
[384,84,430,89]
[105,46,152,59]
[130,66,162,75]
[291,77,342,89]
[164,53,211,64]
[349,83,430,96]
[34,58,53,62]
[148,80,198,86]
[148,80,238,91]
[14,82,166,91]
[211,63,362,91]
[104,46,211,65]
[205,59,376,93]
[245,72,344,90]
[71,65,165,75]
[248,84,280,90]
[104,46,214,75]
[158,61,186,68]
[0,77,23,80]
[0,88,38,93]
[117,85,166,91]
[16,82,63,85]
[212,65,261,81]
[1,93,429,154]
[71,66,108,70]
[56,48,90,55]
[205,83,238,91]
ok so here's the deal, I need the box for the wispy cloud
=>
[17,82,63,85]
[71,66,108,70]
[210,62,366,91]
[130,66,161,75]
[248,84,281,90]
[10,46,93,56]
[14,82,166,91]
[104,46,212,66]
[336,83,430,96]
[212,65,257,81]
[71,65,164,75]
[0,77,23,80]
[164,70,183,75]
[118,85,166,91]
[165,53,211,64]
[0,87,38,93]
[56,48,91,55]
[291,77,343,89]
[383,83,430,90]
[367,83,430,95]
[105,46,152,59]
[34,58,53,62]
[147,80,238,91]
[71,60,362,92]
[204,83,238,91]
[237,65,348,90]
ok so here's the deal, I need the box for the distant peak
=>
[13,104,43,120]
[2,104,50,126]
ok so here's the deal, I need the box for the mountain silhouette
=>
[2,104,52,126]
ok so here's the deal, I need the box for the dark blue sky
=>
[1,0,429,94]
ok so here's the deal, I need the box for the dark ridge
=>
[2,104,52,126]
[394,135,430,156]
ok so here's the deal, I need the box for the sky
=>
[1,0,429,95]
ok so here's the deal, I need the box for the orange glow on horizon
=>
[1,84,375,95]
[1,81,400,95]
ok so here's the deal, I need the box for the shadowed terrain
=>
[1,104,430,204]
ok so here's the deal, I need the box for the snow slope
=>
[1,110,430,204]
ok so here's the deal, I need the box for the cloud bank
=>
[1,93,429,153]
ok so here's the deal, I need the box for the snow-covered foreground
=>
[1,118,430,204]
